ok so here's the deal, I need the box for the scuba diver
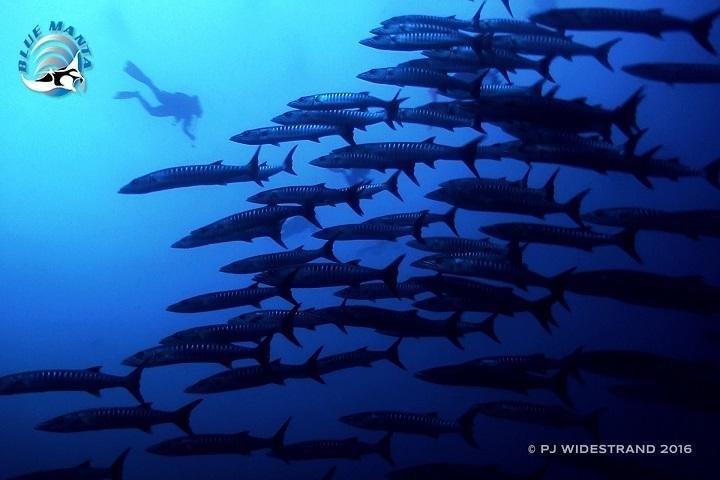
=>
[114,61,202,141]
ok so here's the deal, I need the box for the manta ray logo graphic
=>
[18,22,92,96]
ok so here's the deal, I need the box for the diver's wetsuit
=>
[115,61,202,140]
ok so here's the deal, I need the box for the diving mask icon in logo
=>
[18,22,92,96]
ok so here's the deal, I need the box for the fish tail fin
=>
[549,370,572,407]
[281,306,302,347]
[110,448,131,480]
[385,89,407,124]
[124,367,144,403]
[459,136,483,177]
[382,254,405,294]
[457,406,479,449]
[565,188,591,227]
[548,267,576,313]
[476,313,500,343]
[345,182,366,215]
[123,61,154,86]
[623,128,648,157]
[340,126,356,146]
[507,240,526,266]
[277,271,299,306]
[270,417,291,452]
[528,295,556,333]
[538,55,555,82]
[321,466,337,480]
[562,346,585,384]
[283,145,298,175]
[304,347,325,384]
[412,212,427,244]
[255,335,273,366]
[594,37,621,71]
[704,157,720,189]
[322,239,340,263]
[471,1,486,29]
[689,8,720,55]
[385,338,405,370]
[375,432,394,466]
[302,203,322,228]
[542,169,560,200]
[614,87,644,137]
[616,228,642,263]
[444,311,463,349]
[443,206,459,236]
[583,408,606,442]
[385,170,403,201]
[173,399,202,435]
[247,147,262,186]
[501,0,513,17]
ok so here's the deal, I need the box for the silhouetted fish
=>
[0,366,143,403]
[36,400,202,434]
[7,448,130,480]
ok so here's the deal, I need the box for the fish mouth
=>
[287,100,301,108]
[218,263,239,274]
[229,133,247,143]
[171,236,196,249]
[246,194,263,204]
[410,259,431,269]
[34,421,56,432]
[166,302,188,313]
[358,38,376,47]
[117,184,134,194]
[413,371,430,382]
[121,357,139,367]
[159,336,176,345]
[424,190,444,201]
[356,72,371,81]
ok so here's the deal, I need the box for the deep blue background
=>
[1,0,719,478]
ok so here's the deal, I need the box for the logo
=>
[18,21,92,96]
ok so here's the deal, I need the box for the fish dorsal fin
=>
[210,160,223,165]
[140,402,153,409]
[422,136,436,144]
[346,259,361,265]
[314,183,326,188]
[86,366,102,372]
[76,460,92,469]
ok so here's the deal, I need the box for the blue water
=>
[2,0,719,478]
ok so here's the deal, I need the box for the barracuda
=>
[247,182,368,215]
[268,432,394,465]
[0,366,143,403]
[273,107,394,131]
[119,153,261,194]
[253,255,404,293]
[230,124,355,146]
[288,90,407,117]
[341,407,479,447]
[166,284,297,313]
[480,222,642,263]
[147,418,289,457]
[220,240,339,274]
[531,7,720,54]
[172,204,320,249]
[122,337,272,368]
[185,348,324,393]
[426,174,590,226]
[482,34,621,71]
[332,136,483,176]
[582,207,720,239]
[36,399,202,434]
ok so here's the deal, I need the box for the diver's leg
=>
[114,90,139,99]
[133,93,172,117]
[123,61,167,101]
[181,118,196,140]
